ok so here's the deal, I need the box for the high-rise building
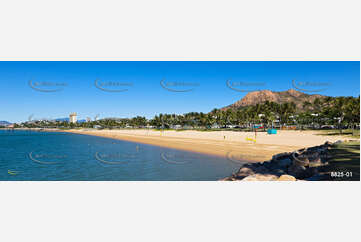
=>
[69,113,77,124]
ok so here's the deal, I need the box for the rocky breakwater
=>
[223,141,334,181]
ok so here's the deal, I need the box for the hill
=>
[222,89,326,111]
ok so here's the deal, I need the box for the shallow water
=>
[0,130,243,181]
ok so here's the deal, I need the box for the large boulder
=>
[308,154,322,167]
[272,152,292,161]
[324,141,333,146]
[270,168,286,176]
[261,161,272,169]
[288,164,308,179]
[292,153,310,167]
[243,163,262,170]
[305,167,319,177]
[242,174,278,181]
[235,167,255,179]
[277,175,297,181]
[255,166,270,173]
[277,158,293,168]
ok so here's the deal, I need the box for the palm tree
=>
[205,113,215,129]
[331,97,348,134]
[344,96,360,136]
[279,103,290,128]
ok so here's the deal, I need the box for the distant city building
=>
[69,113,77,124]
[86,117,91,122]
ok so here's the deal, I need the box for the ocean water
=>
[0,130,243,181]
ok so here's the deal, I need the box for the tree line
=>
[18,96,360,134]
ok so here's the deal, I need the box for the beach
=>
[63,129,353,162]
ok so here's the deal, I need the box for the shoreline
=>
[59,129,354,162]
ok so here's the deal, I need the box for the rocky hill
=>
[222,89,326,111]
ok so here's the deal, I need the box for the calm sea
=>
[0,130,243,181]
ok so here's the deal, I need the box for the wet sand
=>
[63,129,353,162]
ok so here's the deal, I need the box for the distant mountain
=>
[0,121,12,126]
[222,89,327,111]
[55,118,69,122]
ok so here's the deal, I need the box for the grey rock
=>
[242,174,278,181]
[297,148,306,153]
[309,159,322,167]
[272,152,292,161]
[288,164,307,179]
[261,161,270,167]
[293,153,310,167]
[324,141,333,146]
[305,167,319,177]
[277,158,293,168]
[254,166,270,174]
[235,167,255,179]
[243,163,261,169]
[271,169,286,176]
[277,175,297,181]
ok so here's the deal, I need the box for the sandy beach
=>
[63,129,355,162]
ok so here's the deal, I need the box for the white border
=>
[1,0,360,60]
[1,0,360,241]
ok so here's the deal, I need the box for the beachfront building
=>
[69,113,77,124]
[170,125,182,130]
[211,123,220,129]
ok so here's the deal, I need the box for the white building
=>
[69,113,77,124]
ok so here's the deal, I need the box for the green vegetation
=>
[16,96,360,133]
[321,141,360,181]
[317,129,360,139]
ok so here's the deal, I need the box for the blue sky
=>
[0,61,359,123]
